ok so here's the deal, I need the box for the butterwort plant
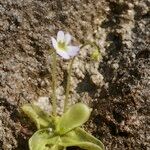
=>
[22,31,104,150]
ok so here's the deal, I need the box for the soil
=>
[0,0,149,150]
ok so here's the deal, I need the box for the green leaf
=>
[75,128,104,150]
[29,129,67,150]
[60,128,104,150]
[29,127,104,150]
[22,104,54,129]
[29,129,58,150]
[56,103,92,134]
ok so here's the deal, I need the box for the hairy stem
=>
[64,57,75,112]
[80,41,99,50]
[52,51,57,116]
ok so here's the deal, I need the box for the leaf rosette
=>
[22,103,104,150]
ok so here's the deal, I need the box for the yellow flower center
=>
[58,41,67,51]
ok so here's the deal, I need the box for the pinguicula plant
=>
[22,31,104,150]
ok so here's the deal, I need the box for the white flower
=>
[51,31,80,59]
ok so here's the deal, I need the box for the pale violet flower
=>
[51,31,80,59]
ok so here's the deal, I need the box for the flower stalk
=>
[51,51,57,116]
[80,41,99,51]
[64,57,75,112]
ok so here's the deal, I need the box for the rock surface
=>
[0,0,149,149]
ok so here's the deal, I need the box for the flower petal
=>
[51,37,57,49]
[57,31,65,42]
[56,50,70,59]
[65,33,72,44]
[67,46,80,57]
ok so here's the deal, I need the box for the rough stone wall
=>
[0,0,149,150]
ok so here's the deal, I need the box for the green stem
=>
[64,57,75,112]
[63,41,99,113]
[52,51,57,116]
[80,41,99,50]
